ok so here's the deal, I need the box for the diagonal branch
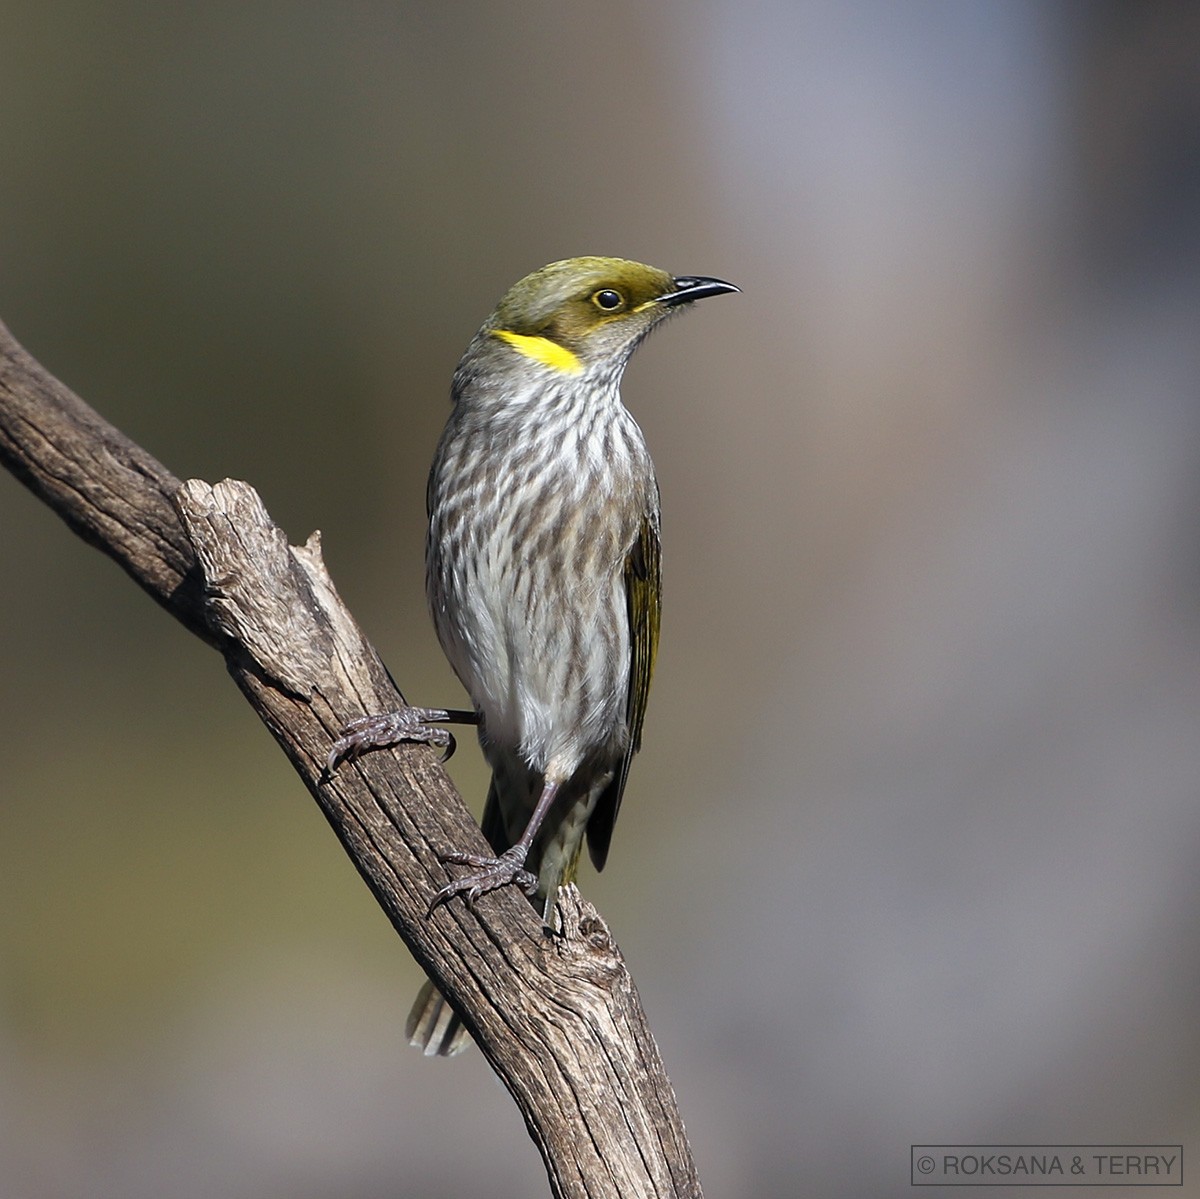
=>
[0,317,702,1199]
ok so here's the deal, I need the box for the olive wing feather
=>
[586,510,661,871]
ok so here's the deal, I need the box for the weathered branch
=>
[0,317,702,1199]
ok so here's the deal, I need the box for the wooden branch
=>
[0,317,703,1199]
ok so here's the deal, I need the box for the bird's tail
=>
[406,977,472,1056]
[405,766,589,1055]
[406,771,529,1056]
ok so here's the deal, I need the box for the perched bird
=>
[331,256,738,1053]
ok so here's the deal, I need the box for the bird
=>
[329,256,738,1053]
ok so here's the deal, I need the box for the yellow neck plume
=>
[492,329,582,375]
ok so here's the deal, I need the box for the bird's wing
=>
[586,508,661,872]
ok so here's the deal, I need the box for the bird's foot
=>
[327,706,462,772]
[428,845,539,913]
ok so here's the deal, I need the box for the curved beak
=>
[658,275,741,307]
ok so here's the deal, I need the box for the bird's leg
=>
[428,778,561,911]
[327,706,479,772]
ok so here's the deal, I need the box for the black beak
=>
[658,275,741,307]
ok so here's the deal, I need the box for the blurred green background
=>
[3,3,1199,1196]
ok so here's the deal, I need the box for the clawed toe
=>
[427,847,539,913]
[327,707,455,772]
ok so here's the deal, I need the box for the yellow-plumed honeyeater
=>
[331,257,739,1053]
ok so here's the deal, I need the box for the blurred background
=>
[2,2,1199,1196]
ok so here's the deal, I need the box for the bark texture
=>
[0,318,702,1199]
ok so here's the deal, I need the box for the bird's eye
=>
[592,289,625,312]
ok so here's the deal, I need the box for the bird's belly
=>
[436,520,630,776]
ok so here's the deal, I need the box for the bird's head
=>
[476,256,739,381]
